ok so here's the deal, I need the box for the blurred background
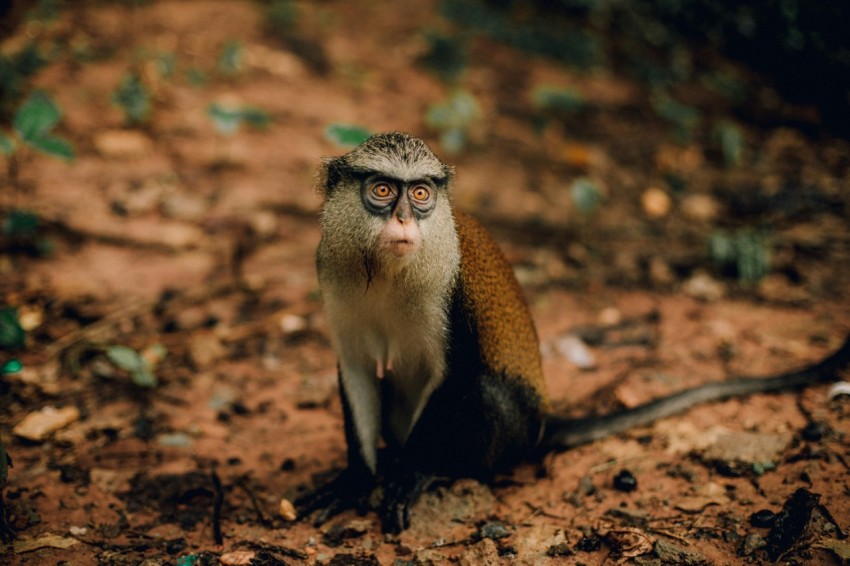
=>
[1,1,849,563]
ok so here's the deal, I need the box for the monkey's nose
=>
[393,198,413,222]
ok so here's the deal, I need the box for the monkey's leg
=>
[296,373,376,525]
[379,371,544,532]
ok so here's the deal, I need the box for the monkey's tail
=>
[543,332,850,450]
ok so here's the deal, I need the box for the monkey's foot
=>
[295,467,374,526]
[380,470,441,533]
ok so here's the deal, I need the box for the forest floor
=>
[1,1,849,564]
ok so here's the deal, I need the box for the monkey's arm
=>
[544,332,850,449]
[295,368,378,524]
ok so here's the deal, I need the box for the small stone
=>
[740,533,767,556]
[648,256,675,286]
[654,539,709,565]
[613,469,638,492]
[17,307,43,331]
[280,314,307,334]
[757,274,810,304]
[598,307,622,326]
[702,431,792,464]
[279,498,297,521]
[162,193,209,222]
[641,187,672,218]
[459,538,500,566]
[174,306,208,331]
[93,129,153,159]
[682,271,725,301]
[90,468,133,494]
[69,526,88,536]
[188,331,227,369]
[681,193,720,222]
[249,211,279,238]
[800,421,826,442]
[120,181,163,215]
[478,521,511,540]
[750,509,776,528]
[296,374,337,408]
[552,334,596,370]
[157,432,192,448]
[220,550,255,565]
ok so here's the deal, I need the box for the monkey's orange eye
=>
[372,183,393,199]
[411,185,431,203]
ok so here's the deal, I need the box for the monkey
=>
[299,131,850,533]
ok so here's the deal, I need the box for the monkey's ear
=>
[442,164,456,186]
[315,157,342,196]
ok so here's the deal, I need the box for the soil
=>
[1,2,849,565]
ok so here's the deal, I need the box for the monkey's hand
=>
[380,469,441,533]
[294,466,374,526]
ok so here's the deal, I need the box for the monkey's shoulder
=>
[452,211,546,400]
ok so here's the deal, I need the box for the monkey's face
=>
[318,133,457,280]
[362,176,437,260]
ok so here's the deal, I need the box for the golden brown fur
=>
[454,210,547,404]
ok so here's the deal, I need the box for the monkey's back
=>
[452,211,548,406]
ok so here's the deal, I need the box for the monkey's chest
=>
[331,286,450,443]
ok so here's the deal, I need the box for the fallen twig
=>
[211,468,224,546]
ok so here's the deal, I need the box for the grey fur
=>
[316,132,461,472]
[318,132,454,194]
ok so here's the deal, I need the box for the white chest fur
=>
[323,278,451,472]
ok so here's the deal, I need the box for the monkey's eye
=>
[410,185,432,204]
[371,183,394,200]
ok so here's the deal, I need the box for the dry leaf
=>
[13,534,79,553]
[814,537,850,561]
[605,527,654,559]
[13,406,81,442]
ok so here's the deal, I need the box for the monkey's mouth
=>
[385,239,419,257]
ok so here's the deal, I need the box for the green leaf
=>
[131,367,158,388]
[532,86,585,113]
[439,127,467,155]
[14,91,62,141]
[425,90,479,130]
[185,67,208,87]
[175,553,200,566]
[112,73,152,125]
[424,90,480,153]
[207,104,270,135]
[154,52,176,79]
[709,229,771,283]
[0,308,25,350]
[1,359,23,374]
[715,119,744,167]
[208,104,242,135]
[570,177,603,215]
[735,232,771,283]
[0,133,15,155]
[218,41,244,76]
[652,93,701,141]
[106,345,145,372]
[324,124,372,147]
[239,107,271,129]
[26,135,74,161]
[2,209,40,238]
[265,0,298,35]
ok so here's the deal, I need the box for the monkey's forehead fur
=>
[320,132,454,191]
